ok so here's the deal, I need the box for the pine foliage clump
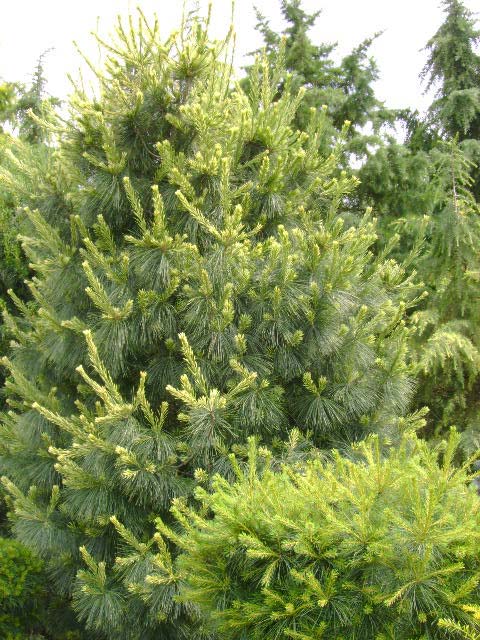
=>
[173,431,480,640]
[0,11,416,638]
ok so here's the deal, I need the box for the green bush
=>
[0,536,45,638]
[172,430,480,639]
[0,536,86,639]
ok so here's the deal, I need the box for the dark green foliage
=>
[421,0,480,201]
[0,135,28,303]
[174,431,480,639]
[422,0,480,141]
[0,11,416,638]
[358,138,480,446]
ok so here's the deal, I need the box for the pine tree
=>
[0,115,81,637]
[0,69,61,554]
[0,11,416,638]
[171,430,480,639]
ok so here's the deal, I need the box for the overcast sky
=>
[0,0,479,114]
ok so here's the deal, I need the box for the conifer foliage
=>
[353,0,480,443]
[422,0,480,142]
[358,137,480,441]
[246,0,396,155]
[0,59,60,387]
[0,10,416,638]
[408,140,480,441]
[175,431,480,639]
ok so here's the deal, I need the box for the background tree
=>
[422,0,480,144]
[0,11,417,639]
[404,140,480,444]
[0,536,83,639]
[0,86,27,311]
[0,52,60,303]
[358,0,480,212]
[354,0,480,445]
[244,0,398,158]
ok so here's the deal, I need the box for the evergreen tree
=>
[422,0,480,142]
[354,0,480,444]
[172,430,480,639]
[0,11,416,639]
[0,74,79,638]
[0,51,60,144]
[408,140,480,446]
[357,138,480,446]
[245,0,397,157]
[422,0,480,205]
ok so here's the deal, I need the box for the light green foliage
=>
[439,617,480,640]
[174,431,480,639]
[0,52,60,295]
[0,52,61,290]
[0,61,61,412]
[0,10,416,638]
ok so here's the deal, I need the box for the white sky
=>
[0,0,479,114]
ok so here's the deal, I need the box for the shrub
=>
[173,431,480,639]
[0,536,45,638]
